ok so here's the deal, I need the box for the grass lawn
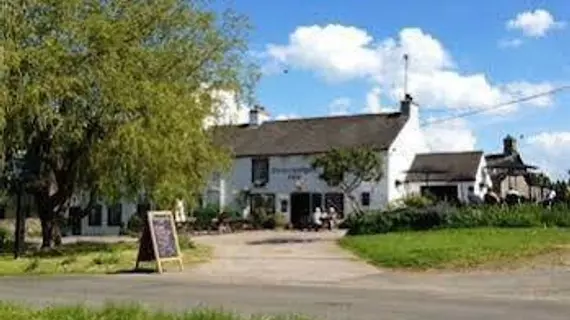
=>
[0,303,309,320]
[339,227,570,270]
[0,236,211,276]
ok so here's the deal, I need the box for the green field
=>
[0,303,309,320]
[0,238,211,276]
[339,228,570,270]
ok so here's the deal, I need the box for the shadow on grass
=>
[30,241,137,258]
[246,237,321,245]
[0,240,137,258]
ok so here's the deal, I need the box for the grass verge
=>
[0,236,211,276]
[0,302,309,320]
[339,227,570,271]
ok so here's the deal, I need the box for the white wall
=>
[79,202,137,236]
[386,105,428,204]
[65,192,139,236]
[207,153,390,220]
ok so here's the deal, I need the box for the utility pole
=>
[13,183,24,259]
[403,53,409,98]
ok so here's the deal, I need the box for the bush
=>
[401,194,434,208]
[126,214,144,235]
[345,203,570,236]
[192,204,219,230]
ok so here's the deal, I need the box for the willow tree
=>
[1,0,257,248]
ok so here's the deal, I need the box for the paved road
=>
[0,275,568,320]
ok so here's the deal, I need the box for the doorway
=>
[290,192,325,229]
[68,206,82,236]
[290,193,310,229]
[421,185,459,203]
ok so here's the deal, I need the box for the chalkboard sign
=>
[135,211,183,273]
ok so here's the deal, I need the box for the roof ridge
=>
[214,111,405,128]
[418,150,483,156]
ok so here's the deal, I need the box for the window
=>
[251,158,269,186]
[280,199,288,213]
[361,192,370,206]
[205,189,221,208]
[88,204,103,226]
[250,193,276,216]
[107,203,122,226]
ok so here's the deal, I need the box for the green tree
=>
[311,146,384,215]
[1,0,257,248]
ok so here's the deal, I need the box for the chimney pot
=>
[400,94,413,116]
[503,135,518,155]
[249,105,269,126]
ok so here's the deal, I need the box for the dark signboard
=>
[135,211,183,273]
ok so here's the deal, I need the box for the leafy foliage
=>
[1,0,257,247]
[343,204,570,236]
[311,146,383,214]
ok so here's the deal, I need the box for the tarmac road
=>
[0,275,568,320]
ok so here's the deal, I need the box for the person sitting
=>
[327,207,337,230]
[312,207,323,231]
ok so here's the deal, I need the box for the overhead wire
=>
[420,85,570,127]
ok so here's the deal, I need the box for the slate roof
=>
[212,113,409,157]
[406,151,484,182]
[484,153,537,170]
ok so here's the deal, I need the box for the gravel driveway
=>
[184,230,382,285]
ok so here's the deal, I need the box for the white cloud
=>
[523,132,570,180]
[275,113,299,121]
[506,9,565,38]
[265,25,555,115]
[503,81,555,107]
[422,118,477,152]
[498,38,524,48]
[328,97,352,115]
[364,87,385,113]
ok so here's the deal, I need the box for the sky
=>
[214,0,570,180]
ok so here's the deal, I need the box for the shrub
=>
[191,204,219,230]
[346,203,570,236]
[273,213,288,229]
[401,194,434,208]
[126,214,144,235]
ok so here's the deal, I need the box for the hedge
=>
[344,204,570,236]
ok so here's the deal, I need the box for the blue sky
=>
[219,0,570,179]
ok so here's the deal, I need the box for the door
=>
[290,192,311,229]
[325,193,345,218]
[311,193,323,211]
[69,206,82,236]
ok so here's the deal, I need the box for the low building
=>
[404,151,491,203]
[206,95,428,227]
[485,135,540,200]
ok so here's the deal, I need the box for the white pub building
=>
[205,95,490,228]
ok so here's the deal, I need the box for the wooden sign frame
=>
[135,210,183,274]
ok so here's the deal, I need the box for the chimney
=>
[400,94,413,116]
[503,134,518,155]
[249,105,269,126]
